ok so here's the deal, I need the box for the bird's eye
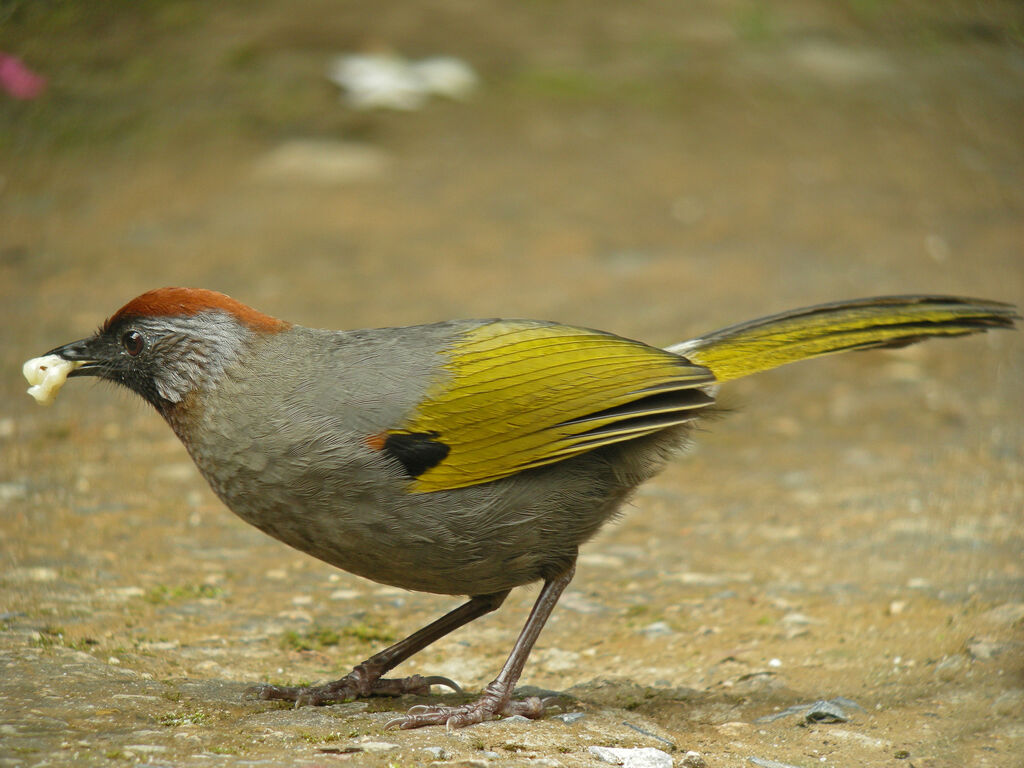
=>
[121,330,145,357]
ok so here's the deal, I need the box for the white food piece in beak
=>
[23,355,85,405]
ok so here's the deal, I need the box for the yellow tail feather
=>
[669,295,1019,383]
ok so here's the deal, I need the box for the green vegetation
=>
[158,709,210,727]
[144,583,223,604]
[279,618,396,651]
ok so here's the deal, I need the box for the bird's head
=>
[41,287,291,410]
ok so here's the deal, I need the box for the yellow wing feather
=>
[392,321,713,492]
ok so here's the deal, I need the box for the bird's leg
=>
[388,563,576,729]
[252,590,509,706]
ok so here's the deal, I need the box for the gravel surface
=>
[2,2,1022,766]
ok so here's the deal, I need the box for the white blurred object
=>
[327,53,478,110]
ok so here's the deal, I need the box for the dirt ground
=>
[2,1,1022,766]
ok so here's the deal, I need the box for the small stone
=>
[888,601,907,616]
[422,746,448,760]
[538,647,581,671]
[980,603,1024,626]
[588,746,674,768]
[935,654,966,681]
[7,566,58,582]
[828,728,888,749]
[992,690,1024,716]
[748,758,802,768]
[638,621,674,637]
[804,700,849,723]
[682,751,707,768]
[559,591,607,614]
[330,589,361,600]
[360,741,400,752]
[0,482,27,502]
[110,586,145,599]
[967,637,1010,660]
[123,745,167,754]
[716,721,751,734]
[554,711,586,724]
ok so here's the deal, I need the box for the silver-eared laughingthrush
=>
[26,290,1018,728]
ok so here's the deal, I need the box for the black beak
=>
[45,338,102,376]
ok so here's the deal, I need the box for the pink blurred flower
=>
[0,53,47,100]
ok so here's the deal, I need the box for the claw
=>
[420,675,462,693]
[384,690,551,730]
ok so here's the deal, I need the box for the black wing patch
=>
[383,431,451,478]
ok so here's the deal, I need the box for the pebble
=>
[330,589,361,600]
[553,711,586,724]
[355,740,399,752]
[538,647,581,671]
[559,591,608,614]
[6,566,58,582]
[716,721,751,734]
[0,482,27,502]
[935,654,967,681]
[967,637,1010,660]
[828,728,889,749]
[748,758,802,768]
[123,744,167,754]
[674,571,753,585]
[980,602,1024,626]
[992,689,1024,716]
[780,612,819,626]
[499,715,532,724]
[888,600,908,616]
[682,752,707,768]
[756,698,860,724]
[421,746,448,760]
[588,746,674,768]
[638,621,674,637]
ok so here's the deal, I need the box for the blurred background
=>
[3,0,1021,337]
[1,1,1022,765]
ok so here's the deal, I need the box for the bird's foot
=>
[385,681,548,729]
[249,664,461,707]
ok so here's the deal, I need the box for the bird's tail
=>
[666,295,1019,383]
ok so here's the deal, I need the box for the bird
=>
[25,288,1018,729]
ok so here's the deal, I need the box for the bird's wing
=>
[374,320,716,492]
